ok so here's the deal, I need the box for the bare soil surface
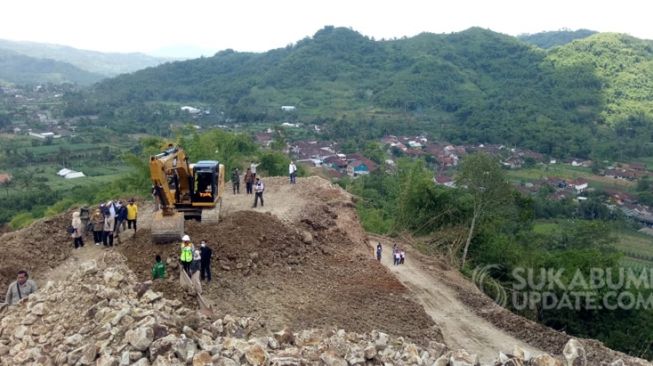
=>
[370,234,652,365]
[0,214,73,288]
[118,177,442,344]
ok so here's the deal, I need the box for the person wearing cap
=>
[5,270,37,305]
[253,177,265,208]
[199,240,213,282]
[126,199,138,235]
[180,235,194,275]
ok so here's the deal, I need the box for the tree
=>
[456,153,513,268]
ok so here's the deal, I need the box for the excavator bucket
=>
[151,211,184,243]
[179,268,214,316]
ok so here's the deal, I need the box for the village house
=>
[605,168,640,181]
[254,132,274,148]
[291,140,337,161]
[0,173,12,184]
[346,154,378,177]
[434,175,456,188]
[567,178,589,193]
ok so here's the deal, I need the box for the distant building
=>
[29,132,59,139]
[434,175,456,188]
[57,168,85,179]
[281,106,296,112]
[0,173,12,184]
[281,122,300,128]
[180,106,201,114]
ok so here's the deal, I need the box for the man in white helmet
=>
[180,235,194,275]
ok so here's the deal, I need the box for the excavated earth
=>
[119,209,443,345]
[0,214,73,288]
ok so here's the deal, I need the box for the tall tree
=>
[456,153,512,268]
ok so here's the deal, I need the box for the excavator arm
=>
[149,146,194,214]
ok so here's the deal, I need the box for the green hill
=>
[518,29,597,48]
[0,48,104,85]
[0,39,169,76]
[69,26,653,159]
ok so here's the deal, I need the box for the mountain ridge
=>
[68,26,653,159]
[0,38,170,77]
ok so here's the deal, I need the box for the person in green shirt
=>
[152,255,166,280]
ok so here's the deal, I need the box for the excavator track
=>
[151,211,184,243]
[200,198,222,225]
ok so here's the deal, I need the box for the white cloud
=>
[1,0,651,56]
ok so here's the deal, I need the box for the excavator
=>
[149,145,224,243]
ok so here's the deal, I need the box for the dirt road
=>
[371,236,542,363]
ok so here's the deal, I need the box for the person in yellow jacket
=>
[180,235,194,275]
[126,199,138,235]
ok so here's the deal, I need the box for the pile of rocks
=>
[0,252,634,366]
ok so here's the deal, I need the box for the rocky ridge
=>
[0,251,633,366]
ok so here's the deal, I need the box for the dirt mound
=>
[119,210,442,345]
[0,214,73,290]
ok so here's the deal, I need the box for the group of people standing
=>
[229,160,299,208]
[375,242,406,265]
[177,234,213,282]
[71,199,138,248]
[230,161,266,207]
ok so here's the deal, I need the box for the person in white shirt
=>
[250,161,260,180]
[289,161,297,184]
[253,177,265,208]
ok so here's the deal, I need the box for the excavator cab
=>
[192,161,219,204]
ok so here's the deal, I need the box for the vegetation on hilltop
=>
[64,26,653,160]
[518,29,597,49]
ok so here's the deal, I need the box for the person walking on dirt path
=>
[393,250,401,266]
[5,270,37,305]
[152,255,166,280]
[199,240,213,282]
[400,249,406,265]
[253,177,265,208]
[244,168,254,195]
[71,211,84,249]
[250,161,260,180]
[289,161,297,184]
[180,235,194,275]
[91,206,104,246]
[231,168,240,194]
[103,212,115,247]
[127,199,138,235]
[376,242,382,261]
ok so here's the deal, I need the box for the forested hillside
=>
[67,26,653,159]
[0,48,103,85]
[518,29,597,48]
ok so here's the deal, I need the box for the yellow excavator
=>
[149,145,224,243]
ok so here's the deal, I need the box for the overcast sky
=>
[1,0,651,57]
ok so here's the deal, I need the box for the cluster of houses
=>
[288,140,380,178]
